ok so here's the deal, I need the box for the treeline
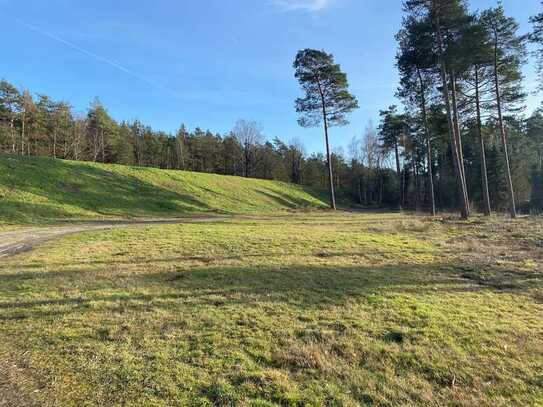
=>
[1,0,543,215]
[372,0,543,216]
[0,85,541,214]
[0,86,326,185]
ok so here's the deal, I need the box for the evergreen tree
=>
[481,6,527,218]
[379,106,408,210]
[293,49,359,210]
[454,14,495,215]
[0,80,21,154]
[396,16,439,214]
[86,98,118,163]
[403,0,472,218]
[530,2,543,91]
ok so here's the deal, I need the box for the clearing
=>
[0,212,542,406]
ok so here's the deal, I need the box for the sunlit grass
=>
[0,155,328,225]
[0,213,542,406]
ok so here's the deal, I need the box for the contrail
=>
[14,18,181,99]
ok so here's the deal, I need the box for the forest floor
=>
[0,212,542,406]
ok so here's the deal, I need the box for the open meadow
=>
[2,0,543,405]
[1,212,542,406]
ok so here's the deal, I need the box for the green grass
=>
[0,155,328,225]
[1,213,542,406]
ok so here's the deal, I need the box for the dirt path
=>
[0,217,228,260]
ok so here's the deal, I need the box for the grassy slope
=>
[0,155,328,225]
[0,213,542,406]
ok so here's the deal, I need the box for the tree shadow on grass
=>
[255,189,326,209]
[0,201,79,224]
[0,262,541,321]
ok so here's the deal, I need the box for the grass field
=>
[0,156,328,225]
[1,212,542,406]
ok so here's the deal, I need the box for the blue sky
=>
[1,0,542,154]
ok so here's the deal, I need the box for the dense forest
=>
[1,0,543,215]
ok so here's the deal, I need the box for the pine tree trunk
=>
[450,71,470,215]
[244,144,250,178]
[394,140,402,210]
[435,17,470,219]
[417,68,436,216]
[475,66,492,216]
[412,158,419,211]
[74,124,80,161]
[323,112,337,210]
[401,167,406,209]
[358,177,363,205]
[317,81,337,210]
[493,35,517,218]
[28,124,32,156]
[363,174,368,205]
[63,116,68,159]
[101,129,106,163]
[9,118,15,154]
[181,141,185,170]
[379,170,384,205]
[20,110,26,156]
[335,163,340,191]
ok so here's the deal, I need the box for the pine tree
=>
[0,80,21,154]
[86,98,118,163]
[379,106,408,210]
[396,16,439,215]
[403,0,471,218]
[481,6,527,218]
[453,14,495,215]
[293,49,359,210]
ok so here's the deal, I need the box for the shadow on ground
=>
[1,261,541,321]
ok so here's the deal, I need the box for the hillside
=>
[0,156,328,225]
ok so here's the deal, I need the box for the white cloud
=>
[271,0,331,12]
